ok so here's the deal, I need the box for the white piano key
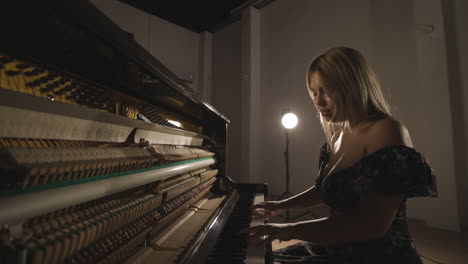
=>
[245,193,268,264]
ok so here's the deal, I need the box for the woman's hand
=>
[240,223,296,244]
[251,201,287,219]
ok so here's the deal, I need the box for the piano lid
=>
[0,0,229,124]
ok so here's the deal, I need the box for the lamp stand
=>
[278,129,293,221]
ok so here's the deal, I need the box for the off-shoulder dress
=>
[273,144,438,264]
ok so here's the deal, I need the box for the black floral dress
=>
[273,144,438,264]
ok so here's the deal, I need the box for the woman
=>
[241,47,437,264]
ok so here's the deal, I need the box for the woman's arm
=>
[272,128,342,211]
[273,130,343,212]
[244,194,402,244]
[287,194,402,243]
[252,185,322,219]
[277,185,322,210]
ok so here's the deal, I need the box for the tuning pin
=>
[45,75,56,82]
[15,64,30,70]
[35,76,47,84]
[60,85,73,93]
[25,80,38,88]
[66,83,77,91]
[46,82,58,90]
[54,90,66,96]
[47,73,58,79]
[23,69,41,77]
[40,83,55,93]
[4,70,21,76]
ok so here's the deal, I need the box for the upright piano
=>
[0,1,272,263]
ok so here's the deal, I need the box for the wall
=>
[455,0,468,233]
[90,0,150,49]
[444,0,468,232]
[148,16,200,92]
[410,0,459,231]
[212,21,243,181]
[90,0,200,92]
[367,0,459,231]
[199,32,214,104]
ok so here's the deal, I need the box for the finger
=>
[251,203,266,210]
[260,229,282,244]
[240,228,250,234]
[241,225,270,232]
[242,229,270,240]
[252,209,270,219]
[246,232,271,243]
[243,231,265,241]
[265,235,276,244]
[240,227,253,234]
[254,236,270,247]
[240,226,261,234]
[242,229,266,238]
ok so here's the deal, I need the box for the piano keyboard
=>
[206,193,268,264]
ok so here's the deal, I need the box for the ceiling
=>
[119,0,274,33]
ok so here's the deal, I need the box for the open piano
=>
[0,1,272,263]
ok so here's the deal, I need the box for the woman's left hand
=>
[240,223,295,244]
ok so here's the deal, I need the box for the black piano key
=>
[206,192,258,264]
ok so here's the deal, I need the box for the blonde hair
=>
[306,47,391,147]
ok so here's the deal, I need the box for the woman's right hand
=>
[251,201,287,219]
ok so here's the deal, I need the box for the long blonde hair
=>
[306,47,391,147]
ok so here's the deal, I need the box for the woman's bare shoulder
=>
[365,116,413,153]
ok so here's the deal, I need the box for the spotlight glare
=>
[281,113,298,129]
[168,120,182,128]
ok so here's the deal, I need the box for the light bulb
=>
[281,113,298,129]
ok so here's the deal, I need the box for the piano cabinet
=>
[0,0,271,263]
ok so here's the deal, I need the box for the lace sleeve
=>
[354,146,438,198]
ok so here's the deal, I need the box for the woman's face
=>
[308,72,334,121]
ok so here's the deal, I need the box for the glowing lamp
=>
[281,113,298,129]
